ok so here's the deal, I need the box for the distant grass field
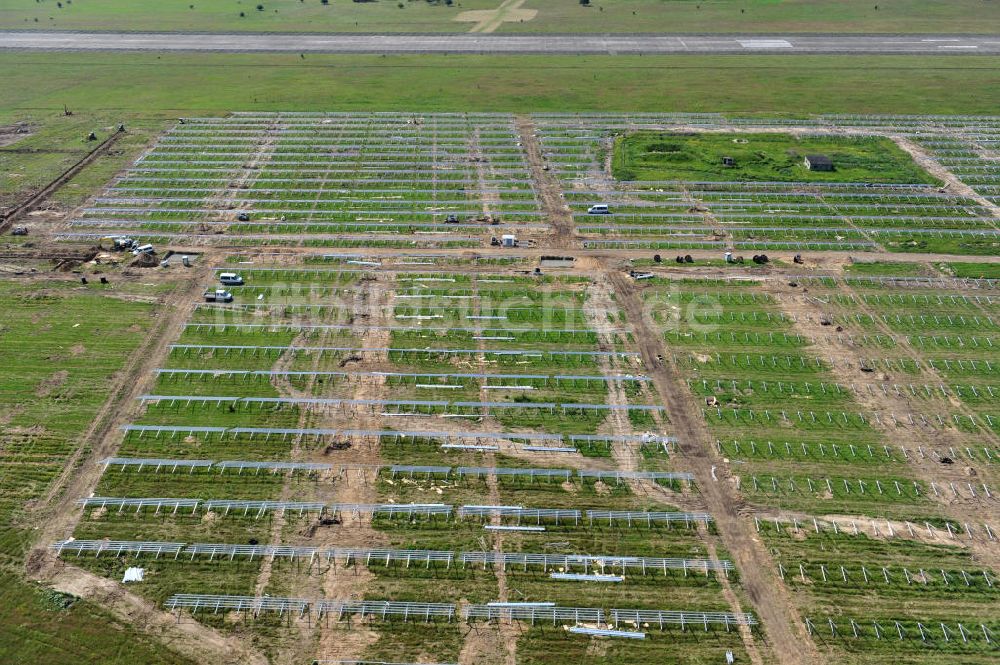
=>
[611,132,939,184]
[515,0,999,34]
[0,0,994,33]
[0,0,496,33]
[2,53,999,115]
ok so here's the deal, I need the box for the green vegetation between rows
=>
[940,262,1000,279]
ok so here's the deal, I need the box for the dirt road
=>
[607,269,821,665]
[515,115,578,249]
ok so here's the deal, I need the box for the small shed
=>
[804,154,833,171]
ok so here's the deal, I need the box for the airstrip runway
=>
[1,31,997,55]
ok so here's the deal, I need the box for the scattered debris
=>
[122,567,144,583]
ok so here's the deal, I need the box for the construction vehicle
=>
[219,272,244,286]
[105,236,136,251]
[204,289,234,303]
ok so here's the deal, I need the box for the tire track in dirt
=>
[458,273,517,665]
[45,564,268,665]
[462,0,535,34]
[200,118,279,235]
[308,274,394,663]
[812,192,885,251]
[515,115,577,249]
[588,274,763,664]
[1,128,125,232]
[584,278,639,471]
[607,269,819,665]
[679,185,733,250]
[252,327,325,599]
[470,126,502,220]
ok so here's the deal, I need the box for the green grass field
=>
[515,0,1000,34]
[1,0,995,33]
[940,262,1000,279]
[611,132,940,184]
[0,0,495,33]
[844,261,929,277]
[0,573,194,665]
[0,112,169,212]
[0,278,196,665]
[2,53,999,114]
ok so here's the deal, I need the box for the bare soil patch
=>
[0,122,33,147]
[34,369,68,397]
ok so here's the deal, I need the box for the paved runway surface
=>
[1,31,998,55]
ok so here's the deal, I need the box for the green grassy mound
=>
[612,132,940,185]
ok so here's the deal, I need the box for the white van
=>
[219,272,244,286]
[587,204,610,214]
[132,244,154,256]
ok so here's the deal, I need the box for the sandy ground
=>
[455,0,538,33]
